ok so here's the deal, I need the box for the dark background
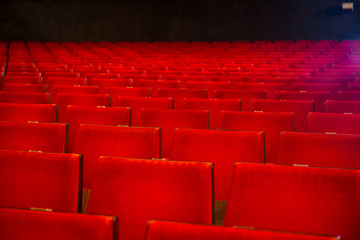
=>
[1,0,359,42]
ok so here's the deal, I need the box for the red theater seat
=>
[89,78,132,88]
[276,131,360,169]
[53,93,110,122]
[0,149,81,212]
[86,157,213,240]
[325,100,360,114]
[137,109,209,158]
[170,128,264,201]
[2,83,48,93]
[338,91,360,100]
[214,89,267,111]
[72,125,160,189]
[46,77,87,91]
[64,105,130,152]
[133,80,181,97]
[251,99,314,132]
[0,91,50,104]
[237,82,285,99]
[3,76,41,84]
[220,111,294,163]
[307,112,360,134]
[224,163,360,240]
[182,98,241,129]
[292,83,341,99]
[145,220,338,240]
[99,86,152,97]
[274,91,330,112]
[0,103,57,123]
[0,121,67,152]
[156,88,208,109]
[112,96,173,125]
[0,208,116,240]
[50,85,98,101]
[186,81,231,98]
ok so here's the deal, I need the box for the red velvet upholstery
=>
[89,78,132,88]
[0,208,116,240]
[3,76,41,84]
[170,128,264,200]
[0,91,49,104]
[274,90,330,112]
[0,103,57,123]
[338,91,360,100]
[50,85,98,102]
[2,83,48,93]
[72,124,160,189]
[237,82,285,99]
[0,149,81,212]
[220,111,294,163]
[64,105,130,152]
[112,96,173,125]
[292,83,341,99]
[46,77,87,92]
[251,99,314,132]
[53,93,110,122]
[136,109,209,158]
[99,86,152,97]
[325,100,360,114]
[307,112,360,134]
[214,89,267,111]
[133,80,181,97]
[145,220,338,240]
[276,131,360,169]
[86,157,213,240]
[0,121,67,153]
[186,81,231,98]
[182,98,241,129]
[156,88,208,109]
[224,163,360,240]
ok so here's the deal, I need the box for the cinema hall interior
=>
[0,0,359,239]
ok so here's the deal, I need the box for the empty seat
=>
[0,91,50,104]
[251,99,314,132]
[338,90,360,100]
[237,82,285,99]
[292,83,341,99]
[46,77,87,91]
[224,163,360,239]
[2,83,48,93]
[0,103,57,123]
[170,128,264,201]
[0,121,67,153]
[73,124,160,189]
[0,149,81,212]
[89,78,132,88]
[276,131,360,169]
[134,80,181,97]
[156,88,208,109]
[182,98,241,129]
[215,89,267,111]
[274,91,330,112]
[64,105,131,152]
[307,112,360,134]
[325,100,360,114]
[136,109,209,158]
[53,93,110,122]
[0,208,117,240]
[3,75,41,84]
[112,96,173,125]
[220,111,295,163]
[186,81,231,98]
[50,85,98,102]
[99,86,152,97]
[145,220,337,240]
[86,157,213,240]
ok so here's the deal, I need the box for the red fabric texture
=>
[307,112,360,134]
[0,149,81,212]
[170,128,264,200]
[214,89,267,111]
[0,91,49,104]
[0,208,115,240]
[0,121,67,153]
[64,105,130,152]
[292,83,341,99]
[46,77,87,92]
[156,88,208,109]
[50,85,98,102]
[3,76,41,84]
[136,109,209,158]
[2,83,48,93]
[237,82,285,99]
[251,99,314,132]
[86,157,213,240]
[224,163,360,240]
[112,96,173,125]
[274,91,330,112]
[133,80,181,97]
[186,81,231,98]
[145,220,337,240]
[220,111,294,163]
[89,78,132,88]
[182,98,241,129]
[53,93,110,122]
[0,103,57,123]
[325,100,360,114]
[72,124,160,189]
[338,91,360,100]
[276,131,360,169]
[99,86,152,97]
